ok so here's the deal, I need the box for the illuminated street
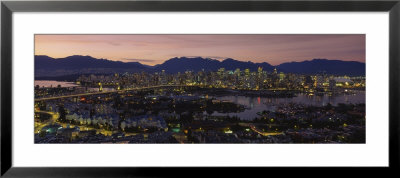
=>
[34,34,365,144]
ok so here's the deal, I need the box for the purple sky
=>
[35,34,365,66]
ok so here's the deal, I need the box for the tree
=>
[58,105,66,122]
[180,112,194,125]
[38,101,47,111]
[90,108,96,118]
[325,103,333,110]
[39,130,46,137]
[113,95,123,109]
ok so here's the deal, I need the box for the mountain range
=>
[35,55,365,78]
[153,57,275,73]
[35,55,150,77]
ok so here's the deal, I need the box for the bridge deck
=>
[35,85,195,101]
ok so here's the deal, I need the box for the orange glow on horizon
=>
[35,34,366,66]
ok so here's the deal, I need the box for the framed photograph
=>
[1,0,399,176]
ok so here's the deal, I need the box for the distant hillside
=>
[277,59,365,76]
[155,57,274,73]
[35,55,152,77]
[35,55,365,77]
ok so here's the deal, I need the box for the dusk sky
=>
[35,34,365,66]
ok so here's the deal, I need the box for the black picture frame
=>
[1,0,399,177]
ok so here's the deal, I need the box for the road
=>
[35,85,194,101]
[249,124,283,136]
[34,110,59,133]
[35,109,115,136]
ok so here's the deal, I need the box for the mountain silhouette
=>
[276,59,365,76]
[220,58,274,72]
[154,57,274,73]
[35,55,365,77]
[154,57,221,73]
[35,55,152,77]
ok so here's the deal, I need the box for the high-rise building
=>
[258,67,263,74]
[273,68,278,75]
[279,72,285,82]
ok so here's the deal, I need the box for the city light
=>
[34,35,365,144]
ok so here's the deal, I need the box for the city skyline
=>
[34,34,366,144]
[35,34,365,66]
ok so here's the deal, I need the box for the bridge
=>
[35,85,198,102]
[249,124,283,136]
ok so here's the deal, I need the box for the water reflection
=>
[210,91,365,120]
[35,80,78,88]
[35,80,116,92]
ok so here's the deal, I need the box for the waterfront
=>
[34,75,366,144]
[210,91,365,120]
[33,34,366,144]
[35,80,365,122]
[35,80,116,92]
[35,80,78,88]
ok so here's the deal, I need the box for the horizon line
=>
[35,54,366,66]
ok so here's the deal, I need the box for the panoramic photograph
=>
[34,34,366,144]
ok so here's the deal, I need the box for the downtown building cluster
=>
[74,67,365,93]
